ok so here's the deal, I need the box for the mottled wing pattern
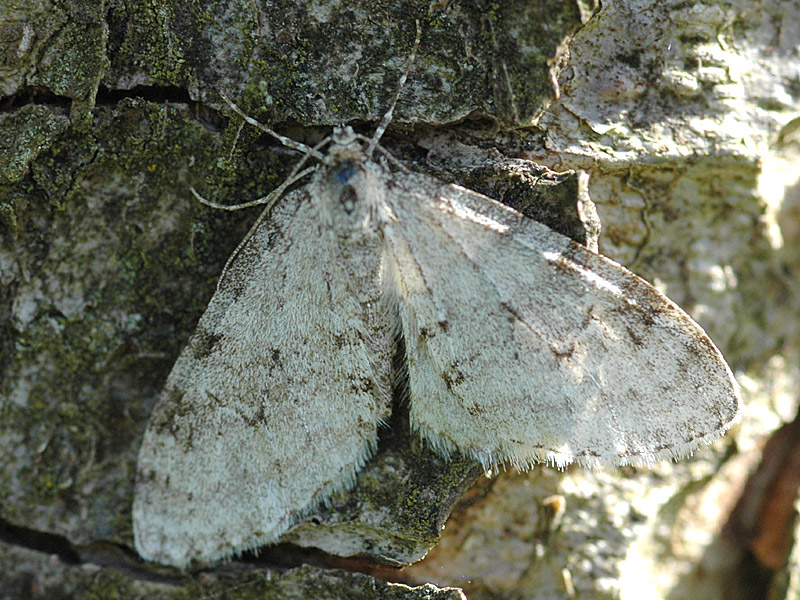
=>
[133,186,394,568]
[382,173,741,469]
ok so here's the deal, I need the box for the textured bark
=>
[1,0,799,598]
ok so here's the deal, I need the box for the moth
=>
[133,30,741,569]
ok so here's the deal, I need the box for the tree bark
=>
[2,0,799,598]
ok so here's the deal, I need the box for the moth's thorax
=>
[315,130,390,247]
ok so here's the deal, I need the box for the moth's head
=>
[328,126,367,163]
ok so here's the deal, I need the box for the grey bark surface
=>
[1,0,799,598]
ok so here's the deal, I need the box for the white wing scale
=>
[133,184,393,568]
[381,173,740,469]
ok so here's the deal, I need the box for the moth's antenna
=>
[190,167,315,213]
[219,92,328,163]
[191,138,327,288]
[366,19,421,158]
